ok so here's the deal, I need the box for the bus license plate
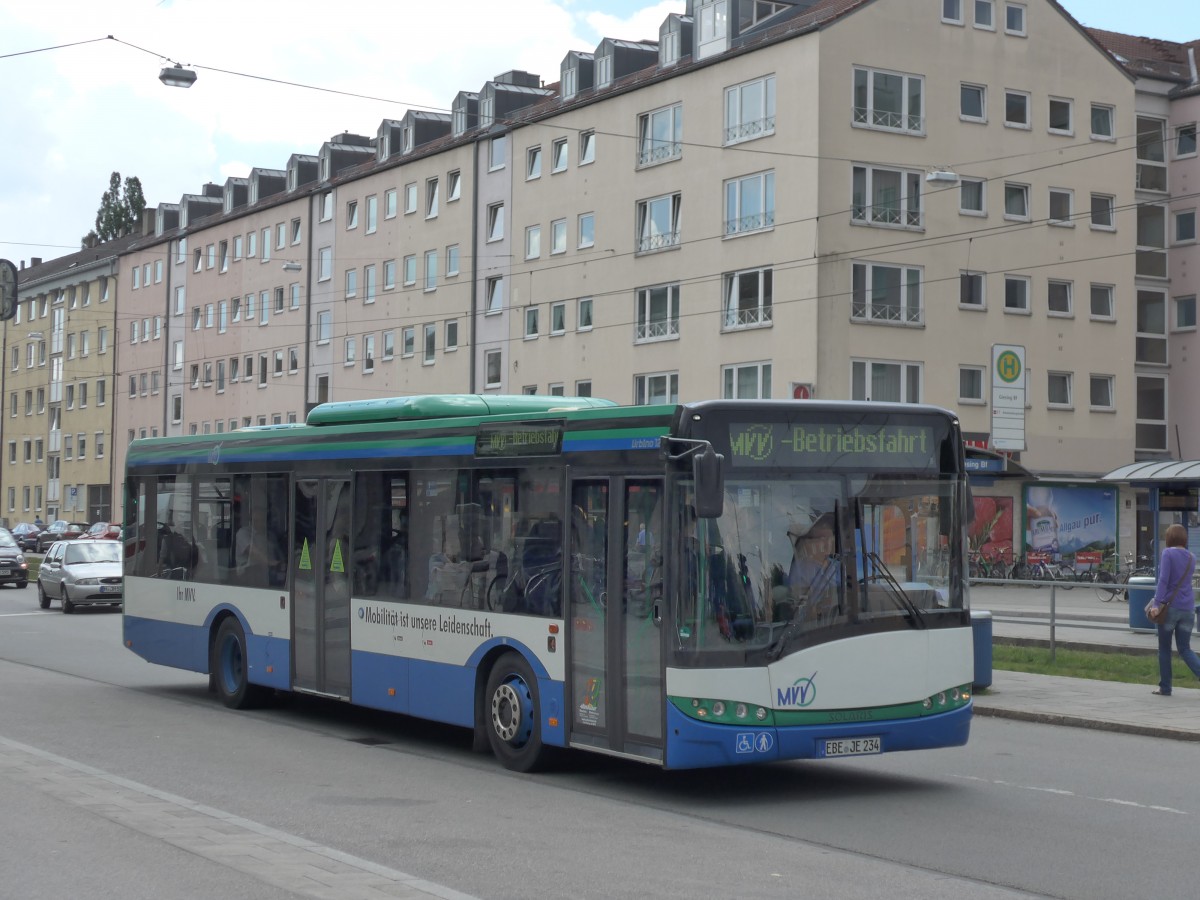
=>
[824,737,881,757]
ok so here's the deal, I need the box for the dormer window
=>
[562,66,577,100]
[481,96,495,128]
[402,125,414,153]
[453,107,467,135]
[661,28,680,66]
[596,54,613,89]
[697,0,729,60]
[320,156,331,181]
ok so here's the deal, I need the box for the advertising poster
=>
[970,496,1014,565]
[1023,485,1117,569]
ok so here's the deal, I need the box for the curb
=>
[993,636,1157,656]
[972,705,1200,742]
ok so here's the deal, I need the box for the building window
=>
[383,259,396,290]
[489,135,507,170]
[363,335,376,373]
[485,350,502,388]
[1004,89,1030,128]
[960,83,986,122]
[580,131,595,165]
[635,283,680,342]
[1090,374,1114,410]
[527,145,542,179]
[1174,295,1197,330]
[485,276,504,313]
[578,297,593,331]
[636,193,681,252]
[385,188,397,219]
[426,178,440,218]
[959,366,985,403]
[1090,284,1115,320]
[525,225,541,260]
[1137,204,1167,278]
[851,359,922,402]
[722,362,772,399]
[524,307,539,339]
[424,251,437,291]
[551,302,567,335]
[638,103,682,165]
[1004,275,1030,313]
[578,213,595,249]
[318,247,332,281]
[1004,2,1026,35]
[725,75,775,144]
[724,171,775,235]
[446,245,460,277]
[852,165,923,228]
[1048,97,1073,135]
[1047,280,1073,316]
[550,219,567,255]
[551,137,568,173]
[448,170,461,201]
[403,255,417,286]
[634,372,679,405]
[1136,375,1167,451]
[1090,104,1114,140]
[1174,210,1196,244]
[317,310,332,344]
[487,203,505,241]
[1000,183,1031,221]
[423,324,436,364]
[1047,371,1072,408]
[851,262,923,324]
[974,0,994,29]
[1177,123,1198,158]
[404,182,418,214]
[445,320,458,351]
[1048,188,1073,225]
[1136,117,1167,191]
[723,267,773,329]
[344,337,357,367]
[1090,193,1115,230]
[1136,290,1167,364]
[853,68,923,134]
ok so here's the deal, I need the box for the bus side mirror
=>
[693,446,725,519]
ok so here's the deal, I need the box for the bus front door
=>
[568,477,664,763]
[291,478,352,699]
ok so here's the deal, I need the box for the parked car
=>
[0,530,29,588]
[37,539,123,613]
[79,521,121,541]
[10,522,43,552]
[35,520,89,553]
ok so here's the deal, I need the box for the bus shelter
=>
[1100,459,1200,570]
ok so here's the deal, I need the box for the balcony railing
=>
[851,302,923,325]
[852,204,923,229]
[723,306,773,329]
[724,116,776,144]
[725,211,775,236]
[852,106,924,134]
[637,142,682,166]
[637,230,680,253]
[634,319,680,342]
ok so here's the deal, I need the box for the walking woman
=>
[1149,524,1200,696]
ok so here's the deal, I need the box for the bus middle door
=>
[292,477,352,699]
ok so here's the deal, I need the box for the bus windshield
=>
[672,472,965,663]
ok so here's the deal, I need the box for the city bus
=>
[123,395,973,771]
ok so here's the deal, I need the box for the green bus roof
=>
[305,394,616,426]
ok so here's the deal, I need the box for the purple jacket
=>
[1153,546,1196,611]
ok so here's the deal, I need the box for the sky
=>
[0,0,1191,267]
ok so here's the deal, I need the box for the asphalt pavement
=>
[970,580,1200,742]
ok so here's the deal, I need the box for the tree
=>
[87,172,147,244]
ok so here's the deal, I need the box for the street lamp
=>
[159,65,197,88]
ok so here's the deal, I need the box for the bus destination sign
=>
[475,423,563,458]
[727,422,938,470]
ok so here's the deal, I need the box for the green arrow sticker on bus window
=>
[299,538,312,570]
[330,539,344,573]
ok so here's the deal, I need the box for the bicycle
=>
[968,548,1012,581]
[1093,552,1154,602]
[1012,553,1075,588]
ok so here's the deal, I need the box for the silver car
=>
[37,539,123,613]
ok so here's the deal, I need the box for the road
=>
[1,581,1196,900]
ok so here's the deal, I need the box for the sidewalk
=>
[968,582,1200,742]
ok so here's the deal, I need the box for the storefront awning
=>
[964,446,1034,479]
[1100,460,1200,483]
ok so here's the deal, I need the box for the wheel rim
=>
[490,676,533,747]
[219,633,245,694]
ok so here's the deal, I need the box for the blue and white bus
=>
[123,395,973,771]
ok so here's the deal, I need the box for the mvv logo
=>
[176,586,197,603]
[777,673,817,707]
[729,425,773,462]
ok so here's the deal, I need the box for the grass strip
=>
[993,643,1199,690]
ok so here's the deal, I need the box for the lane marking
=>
[0,735,479,900]
[952,774,1189,815]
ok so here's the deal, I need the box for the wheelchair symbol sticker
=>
[736,732,774,754]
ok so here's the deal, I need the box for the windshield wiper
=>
[863,551,925,628]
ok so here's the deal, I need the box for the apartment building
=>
[0,235,133,527]
[10,0,1197,541]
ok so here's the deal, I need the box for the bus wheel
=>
[485,653,546,772]
[212,617,267,709]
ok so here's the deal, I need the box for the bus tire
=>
[484,652,546,772]
[212,616,267,709]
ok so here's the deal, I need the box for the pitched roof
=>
[1087,28,1200,83]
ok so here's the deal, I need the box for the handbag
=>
[1146,553,1195,625]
